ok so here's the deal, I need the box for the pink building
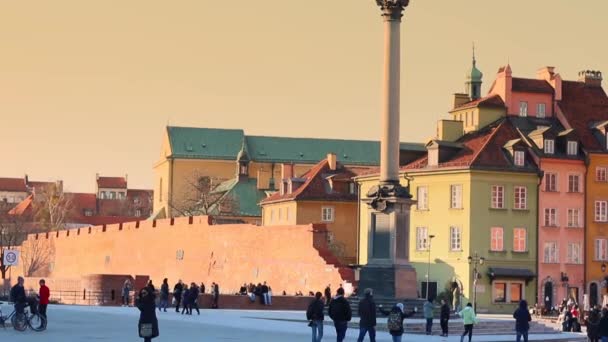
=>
[489,65,585,307]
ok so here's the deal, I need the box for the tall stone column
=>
[358,0,417,300]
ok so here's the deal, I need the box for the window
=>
[286,207,290,221]
[544,208,558,227]
[567,209,581,227]
[490,227,504,251]
[595,239,608,261]
[544,173,557,192]
[514,186,527,210]
[543,242,558,263]
[537,103,546,118]
[109,192,116,199]
[135,209,142,217]
[513,228,527,252]
[567,141,578,156]
[84,209,93,217]
[514,151,525,167]
[491,185,504,209]
[519,102,528,117]
[596,201,608,222]
[567,243,582,264]
[450,226,461,251]
[510,283,523,303]
[544,139,554,154]
[321,207,334,222]
[597,167,607,182]
[493,281,525,303]
[417,186,429,210]
[133,196,140,204]
[349,182,357,195]
[118,192,126,200]
[493,282,506,303]
[450,184,462,209]
[416,227,428,251]
[100,191,107,199]
[568,175,580,193]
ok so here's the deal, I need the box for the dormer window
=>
[239,164,248,175]
[544,140,555,154]
[519,102,528,117]
[567,141,578,156]
[84,209,93,217]
[514,151,525,166]
[537,103,546,118]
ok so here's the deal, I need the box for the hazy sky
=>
[1,0,607,192]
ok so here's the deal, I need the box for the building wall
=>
[262,201,298,226]
[17,216,353,296]
[508,92,554,118]
[586,153,608,300]
[537,159,585,307]
[0,190,27,203]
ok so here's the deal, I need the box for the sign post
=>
[2,249,19,266]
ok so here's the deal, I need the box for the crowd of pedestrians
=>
[238,281,272,305]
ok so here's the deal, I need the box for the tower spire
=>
[465,44,483,100]
[472,42,476,67]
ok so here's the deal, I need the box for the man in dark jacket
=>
[357,288,377,342]
[189,283,200,315]
[159,278,169,312]
[329,287,351,342]
[513,300,532,342]
[10,277,27,315]
[261,281,269,305]
[440,299,450,337]
[324,285,332,306]
[173,280,183,313]
[307,292,325,342]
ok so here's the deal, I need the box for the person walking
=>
[159,278,169,312]
[146,280,156,293]
[136,287,159,342]
[357,288,377,342]
[513,300,532,342]
[306,292,325,342]
[173,280,183,312]
[328,287,351,342]
[212,282,220,309]
[586,308,601,342]
[122,278,132,307]
[181,284,191,315]
[324,285,332,306]
[423,298,434,335]
[189,282,200,315]
[38,279,50,326]
[599,308,608,342]
[380,303,416,342]
[440,299,450,337]
[458,303,477,342]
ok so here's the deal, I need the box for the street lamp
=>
[425,234,436,300]
[468,252,485,312]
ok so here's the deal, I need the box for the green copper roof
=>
[210,178,266,217]
[166,126,425,165]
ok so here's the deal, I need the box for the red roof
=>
[8,195,33,215]
[558,80,608,151]
[97,176,127,189]
[453,94,505,111]
[0,177,27,192]
[512,78,554,94]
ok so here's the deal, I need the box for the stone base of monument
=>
[357,263,418,299]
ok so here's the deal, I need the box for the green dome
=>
[467,63,483,81]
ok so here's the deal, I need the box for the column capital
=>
[375,0,409,21]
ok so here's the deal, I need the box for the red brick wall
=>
[17,216,354,297]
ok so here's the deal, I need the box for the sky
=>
[1,0,607,192]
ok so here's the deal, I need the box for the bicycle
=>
[0,301,46,332]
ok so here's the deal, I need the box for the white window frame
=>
[544,173,557,192]
[450,184,463,209]
[567,208,581,228]
[135,209,142,217]
[519,102,528,117]
[490,227,504,251]
[491,185,505,209]
[416,227,428,251]
[537,103,546,118]
[493,281,525,304]
[568,174,580,193]
[514,186,527,210]
[543,242,559,263]
[349,182,357,195]
[544,208,558,227]
[567,243,582,264]
[321,207,334,222]
[567,141,578,156]
[449,226,462,251]
[595,238,608,261]
[595,201,608,222]
[417,186,428,210]
[544,139,554,154]
[597,167,607,182]
[514,151,525,167]
[513,228,527,252]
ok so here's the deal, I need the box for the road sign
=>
[3,249,19,266]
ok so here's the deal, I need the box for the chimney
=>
[536,66,555,79]
[281,163,294,180]
[578,70,603,87]
[257,170,270,190]
[327,153,337,171]
[437,120,464,142]
[453,93,470,109]
[537,66,562,101]
[56,180,64,194]
[24,174,29,185]
[125,174,128,184]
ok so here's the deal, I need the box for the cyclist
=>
[10,277,27,315]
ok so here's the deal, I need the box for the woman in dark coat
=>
[136,288,159,342]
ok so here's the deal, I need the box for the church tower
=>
[465,45,483,100]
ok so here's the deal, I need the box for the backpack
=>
[387,312,402,331]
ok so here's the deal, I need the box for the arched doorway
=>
[544,282,553,309]
[590,283,599,307]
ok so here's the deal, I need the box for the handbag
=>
[140,323,153,337]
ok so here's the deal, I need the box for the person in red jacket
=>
[38,279,50,325]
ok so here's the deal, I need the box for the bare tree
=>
[20,236,54,277]
[33,183,73,231]
[170,172,238,217]
[0,202,30,279]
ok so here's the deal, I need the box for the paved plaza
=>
[0,303,587,341]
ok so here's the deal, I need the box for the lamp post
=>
[425,234,436,300]
[468,252,485,312]
[602,263,607,304]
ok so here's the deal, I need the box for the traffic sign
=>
[3,249,19,266]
